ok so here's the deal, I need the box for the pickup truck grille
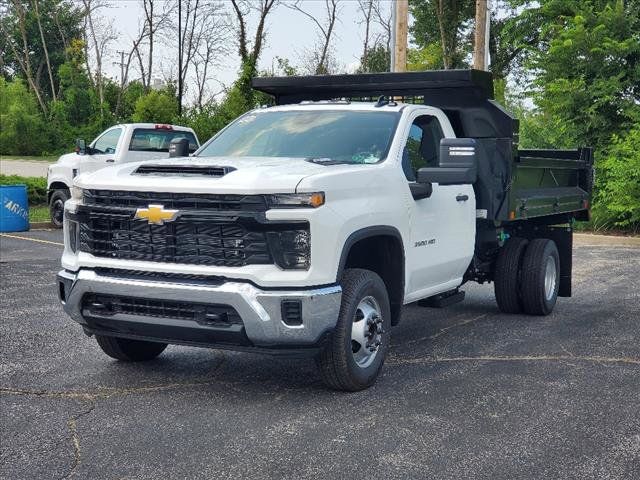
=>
[83,189,267,212]
[78,214,272,266]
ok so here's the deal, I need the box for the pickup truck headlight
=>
[71,185,83,201]
[267,229,310,270]
[266,192,325,209]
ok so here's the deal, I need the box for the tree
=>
[288,0,341,74]
[0,0,83,111]
[358,44,390,73]
[356,0,391,73]
[229,0,279,110]
[81,0,116,107]
[132,89,178,123]
[409,0,475,70]
[595,126,640,230]
[525,0,640,151]
[0,77,47,155]
[174,0,229,110]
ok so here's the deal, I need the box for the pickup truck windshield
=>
[197,110,400,164]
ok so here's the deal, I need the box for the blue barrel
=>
[1,185,30,232]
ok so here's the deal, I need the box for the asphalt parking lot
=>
[1,230,639,480]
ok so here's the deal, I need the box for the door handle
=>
[456,194,469,202]
[105,159,115,163]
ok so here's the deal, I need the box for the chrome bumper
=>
[57,269,342,347]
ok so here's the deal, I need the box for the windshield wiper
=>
[305,157,351,166]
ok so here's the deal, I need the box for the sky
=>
[98,0,395,104]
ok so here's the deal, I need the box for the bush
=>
[0,78,48,155]
[132,90,178,124]
[0,174,48,205]
[592,127,640,232]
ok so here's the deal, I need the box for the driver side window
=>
[93,128,122,154]
[402,115,444,181]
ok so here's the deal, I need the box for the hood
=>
[55,152,81,166]
[75,156,331,194]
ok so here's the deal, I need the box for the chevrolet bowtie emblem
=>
[134,204,179,225]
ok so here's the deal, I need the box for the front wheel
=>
[49,189,70,228]
[317,268,391,391]
[95,335,167,361]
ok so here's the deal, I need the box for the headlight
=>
[70,184,83,201]
[67,220,78,253]
[266,192,325,209]
[267,229,310,270]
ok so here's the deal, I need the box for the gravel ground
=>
[1,230,639,480]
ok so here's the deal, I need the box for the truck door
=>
[80,127,123,174]
[402,113,476,296]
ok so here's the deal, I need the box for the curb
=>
[574,233,640,247]
[30,222,56,230]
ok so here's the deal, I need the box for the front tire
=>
[520,239,560,315]
[49,189,70,228]
[95,335,167,361]
[317,268,391,391]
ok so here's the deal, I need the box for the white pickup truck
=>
[47,123,199,227]
[57,71,593,391]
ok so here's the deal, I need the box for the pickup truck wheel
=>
[494,237,528,313]
[317,268,391,391]
[521,239,560,316]
[49,189,70,228]
[95,335,167,361]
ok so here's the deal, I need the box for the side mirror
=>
[169,138,190,158]
[416,138,477,185]
[75,138,86,155]
[409,182,433,200]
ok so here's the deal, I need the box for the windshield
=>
[197,110,400,164]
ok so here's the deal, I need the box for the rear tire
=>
[49,189,70,228]
[95,335,167,361]
[494,237,528,313]
[317,268,391,391]
[520,239,560,316]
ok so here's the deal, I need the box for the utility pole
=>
[113,50,126,86]
[392,0,408,72]
[473,0,489,71]
[177,0,183,115]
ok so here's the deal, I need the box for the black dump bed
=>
[253,70,593,223]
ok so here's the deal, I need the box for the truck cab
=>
[56,71,593,391]
[47,123,199,227]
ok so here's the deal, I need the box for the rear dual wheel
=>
[494,237,559,316]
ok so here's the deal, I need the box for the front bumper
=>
[57,269,341,352]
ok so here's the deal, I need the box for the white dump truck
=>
[57,71,593,391]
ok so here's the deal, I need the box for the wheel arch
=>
[48,181,70,203]
[337,226,405,325]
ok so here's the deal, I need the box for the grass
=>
[29,205,50,223]
[0,155,58,162]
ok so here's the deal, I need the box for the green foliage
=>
[132,90,178,124]
[0,174,48,205]
[592,127,640,231]
[358,45,391,73]
[409,0,475,69]
[519,0,640,153]
[0,78,48,155]
[0,0,84,100]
